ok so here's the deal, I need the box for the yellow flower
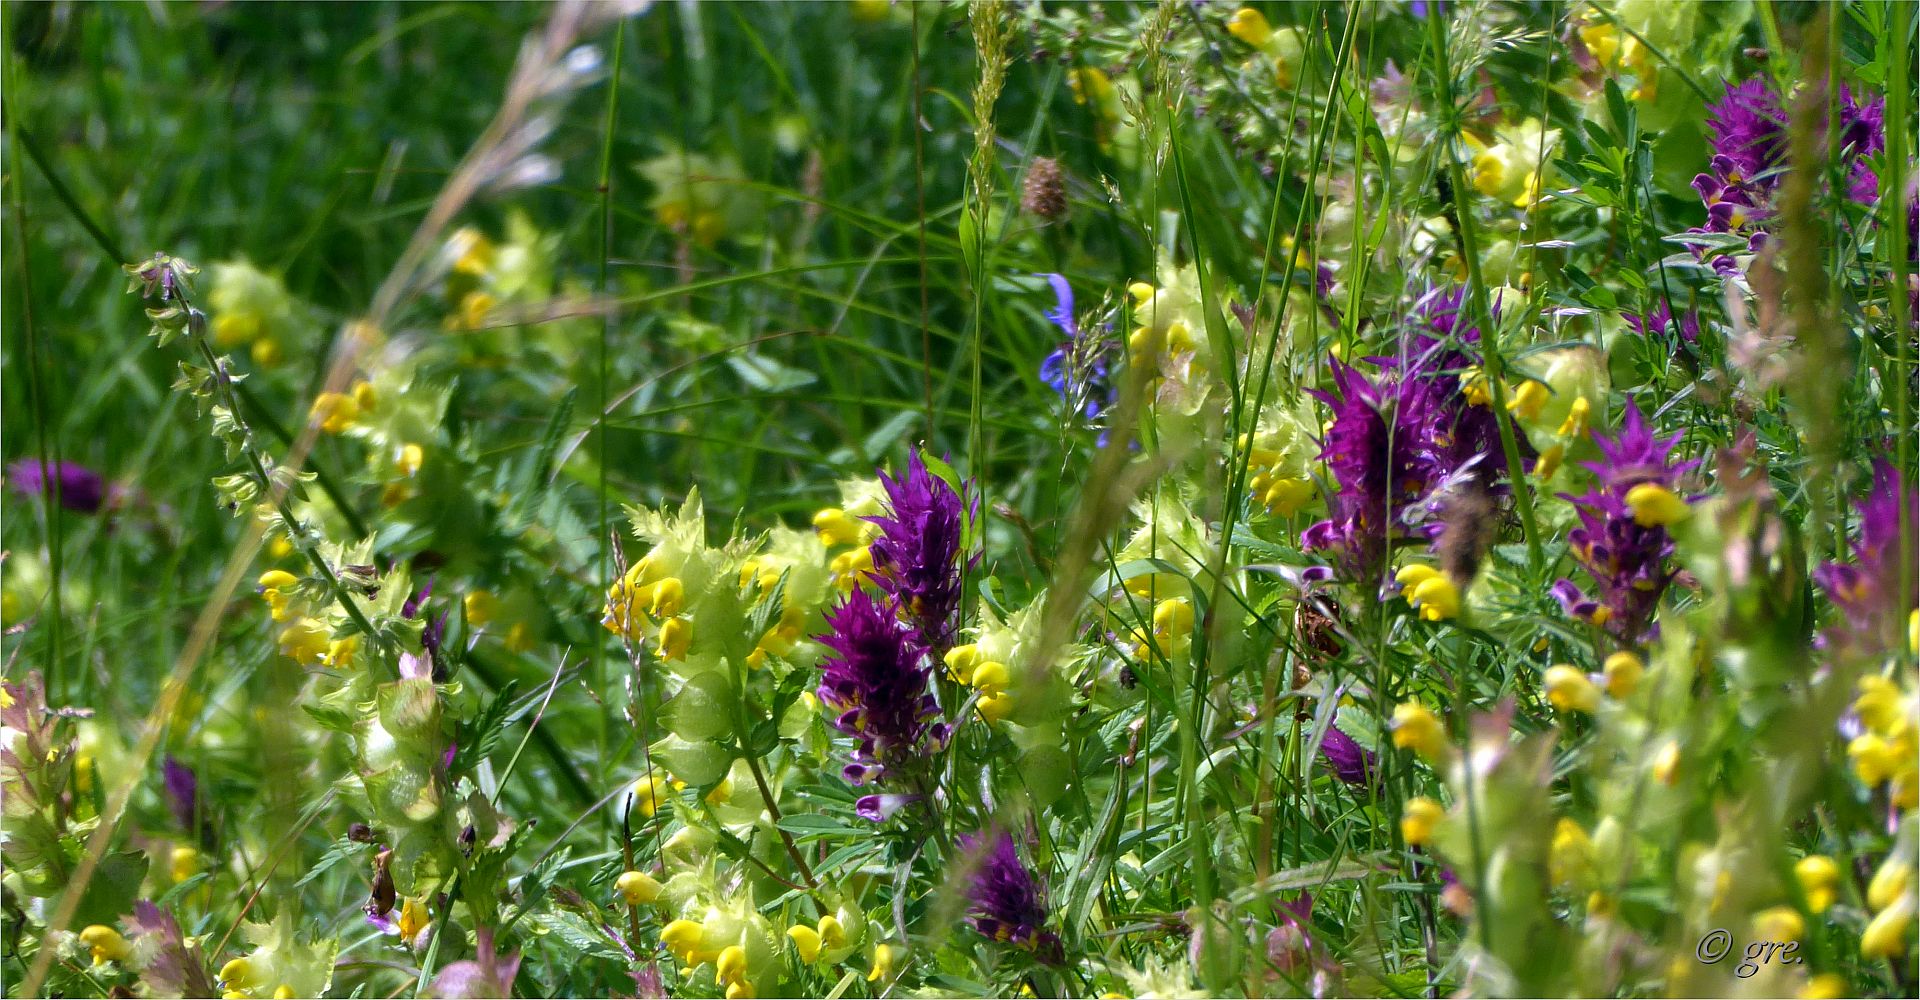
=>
[1550,818,1594,887]
[970,660,1011,698]
[1799,973,1848,999]
[1602,651,1643,698]
[1152,598,1195,642]
[976,691,1014,724]
[1544,665,1601,714]
[1625,483,1689,527]
[309,392,359,434]
[1068,68,1115,107]
[1395,565,1461,622]
[456,290,495,331]
[1534,443,1565,480]
[661,919,705,963]
[1506,380,1549,421]
[945,644,981,683]
[830,547,874,591]
[1854,676,1904,734]
[615,870,661,906]
[397,896,430,939]
[78,925,130,965]
[396,443,424,479]
[867,942,897,982]
[1401,796,1444,846]
[811,507,865,547]
[172,845,201,883]
[725,982,754,1000]
[1651,740,1680,786]
[465,590,501,627]
[1860,893,1913,959]
[659,617,693,661]
[1751,905,1804,943]
[1868,859,1911,912]
[633,772,672,818]
[1849,733,1897,786]
[1391,702,1449,760]
[817,914,847,951]
[1226,7,1272,46]
[219,957,261,992]
[787,924,822,964]
[278,618,331,665]
[1796,855,1840,913]
[716,945,748,985]
[1557,396,1590,439]
[258,570,298,592]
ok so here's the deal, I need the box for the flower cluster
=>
[864,449,973,655]
[1552,400,1697,644]
[1814,460,1917,657]
[815,587,946,794]
[958,830,1065,965]
[1036,273,1116,427]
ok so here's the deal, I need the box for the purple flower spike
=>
[162,756,199,833]
[958,829,1065,966]
[1555,399,1695,643]
[7,459,110,514]
[866,449,975,654]
[1814,460,1916,655]
[816,589,944,795]
[1317,726,1376,789]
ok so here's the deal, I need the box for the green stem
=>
[1425,11,1545,570]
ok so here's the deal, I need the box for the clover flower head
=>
[865,449,974,653]
[1555,399,1695,642]
[7,459,111,514]
[1318,725,1376,788]
[1707,78,1788,183]
[958,829,1065,965]
[815,588,945,790]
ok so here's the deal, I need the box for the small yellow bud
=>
[1408,575,1461,622]
[274,985,297,1000]
[1127,281,1155,306]
[258,570,298,592]
[716,944,748,984]
[661,919,705,960]
[1390,702,1449,761]
[1226,7,1273,47]
[812,507,864,547]
[1544,665,1601,713]
[465,590,500,626]
[397,896,430,939]
[817,914,847,951]
[1860,895,1913,959]
[1868,859,1911,912]
[1651,740,1681,786]
[172,845,201,883]
[1751,905,1804,943]
[976,691,1014,724]
[615,870,661,906]
[351,380,376,412]
[1549,818,1593,887]
[396,443,424,478]
[867,942,896,982]
[1854,676,1904,734]
[219,957,258,990]
[1602,651,1642,698]
[1557,396,1590,438]
[1153,598,1194,639]
[1401,796,1444,846]
[725,981,754,1000]
[944,644,981,683]
[787,924,823,964]
[78,925,130,965]
[1625,483,1689,527]
[1506,380,1549,421]
[645,577,685,619]
[1795,855,1840,913]
[633,773,671,817]
[1849,733,1897,786]
[970,660,1011,697]
[309,392,359,434]
[1800,973,1848,999]
[659,617,693,661]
